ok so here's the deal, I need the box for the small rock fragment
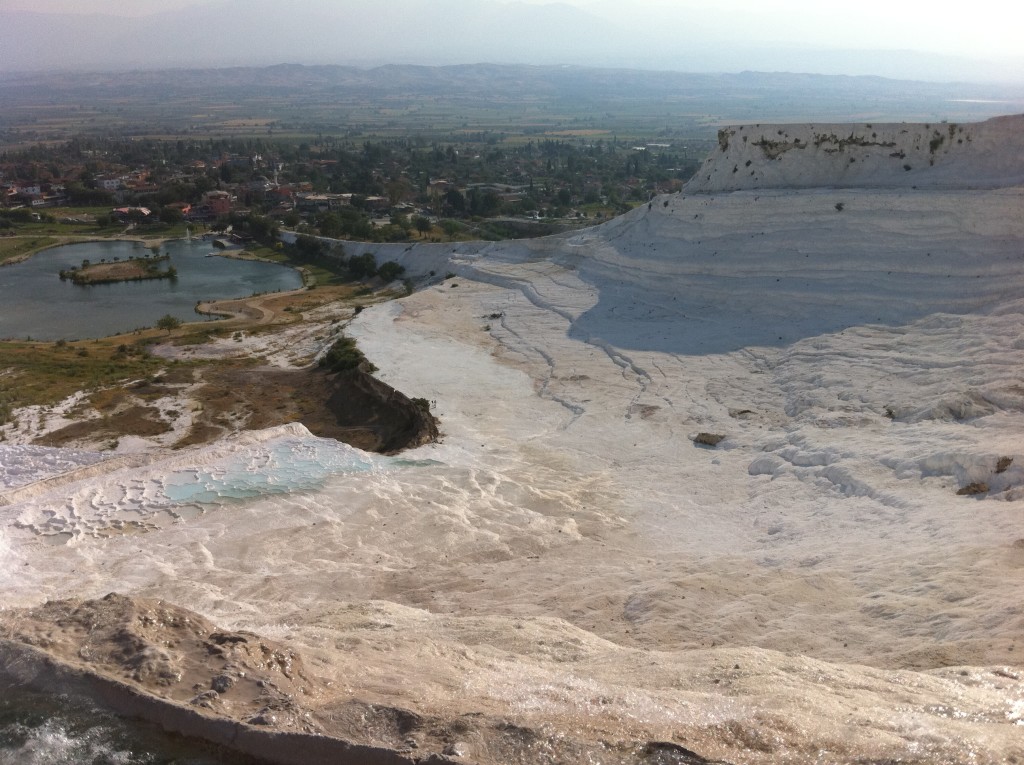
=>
[189,690,219,708]
[956,482,989,496]
[248,711,277,726]
[443,741,470,757]
[693,433,726,447]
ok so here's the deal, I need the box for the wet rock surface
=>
[0,594,322,736]
[0,594,738,765]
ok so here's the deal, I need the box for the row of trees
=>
[291,235,405,282]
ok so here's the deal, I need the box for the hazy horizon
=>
[1,0,1022,84]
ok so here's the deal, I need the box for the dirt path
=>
[194,285,311,327]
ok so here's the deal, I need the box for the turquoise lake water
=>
[0,239,303,341]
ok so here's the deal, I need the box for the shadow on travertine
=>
[563,115,1024,355]
[565,184,1024,355]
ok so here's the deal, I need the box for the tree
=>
[294,234,326,258]
[390,213,411,233]
[156,314,182,333]
[468,189,501,217]
[386,178,412,205]
[317,213,343,239]
[243,214,278,244]
[412,215,432,237]
[66,182,113,206]
[3,208,35,223]
[158,206,184,224]
[378,261,406,282]
[443,188,466,215]
[348,252,377,279]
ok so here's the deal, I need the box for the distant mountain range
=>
[3,0,619,71]
[1,64,1022,130]
[1,0,1022,84]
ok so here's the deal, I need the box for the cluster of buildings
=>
[1,182,68,209]
[2,141,691,232]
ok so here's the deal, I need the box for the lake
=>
[0,239,303,341]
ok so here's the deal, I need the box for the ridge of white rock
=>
[686,113,1024,192]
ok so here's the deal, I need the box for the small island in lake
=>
[60,253,177,285]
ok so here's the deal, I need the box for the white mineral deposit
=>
[2,114,1024,765]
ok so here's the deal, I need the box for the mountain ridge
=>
[2,63,1021,107]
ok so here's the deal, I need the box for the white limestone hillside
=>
[686,113,1024,191]
[4,118,1024,764]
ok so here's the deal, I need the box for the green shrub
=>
[378,260,406,282]
[156,314,182,333]
[348,252,377,279]
[319,336,377,373]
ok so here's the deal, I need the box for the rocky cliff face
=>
[685,113,1024,192]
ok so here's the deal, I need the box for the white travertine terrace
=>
[2,114,1024,764]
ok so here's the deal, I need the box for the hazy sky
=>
[1,0,1020,58]
[0,0,1021,80]
[0,0,190,13]
[0,0,208,13]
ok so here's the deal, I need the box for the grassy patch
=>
[246,245,351,287]
[8,212,190,242]
[134,222,190,240]
[171,324,232,347]
[0,237,59,264]
[0,339,168,424]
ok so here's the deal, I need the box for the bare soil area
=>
[174,363,437,453]
[29,284,436,454]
